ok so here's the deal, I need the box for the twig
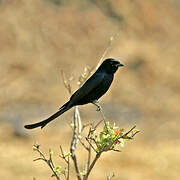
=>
[82,123,93,131]
[83,152,102,180]
[60,70,72,94]
[107,172,115,180]
[67,156,70,180]
[78,138,89,151]
[59,145,70,180]
[123,125,136,136]
[33,144,60,180]
[110,149,121,153]
[86,144,91,172]
[85,137,97,153]
[132,130,140,137]
[93,119,104,129]
[59,145,69,164]
[95,36,115,70]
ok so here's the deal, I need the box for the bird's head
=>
[98,58,124,74]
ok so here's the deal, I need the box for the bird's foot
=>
[92,100,102,111]
[96,105,101,111]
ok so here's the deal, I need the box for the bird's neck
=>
[96,69,115,75]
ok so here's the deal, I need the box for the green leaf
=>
[64,152,71,157]
[32,145,37,151]
[61,168,66,175]
[53,166,61,173]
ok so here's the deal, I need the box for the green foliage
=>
[91,122,139,153]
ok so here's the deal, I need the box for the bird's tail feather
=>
[24,101,71,129]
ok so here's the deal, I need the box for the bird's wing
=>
[70,72,105,103]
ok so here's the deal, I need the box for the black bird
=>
[24,58,124,129]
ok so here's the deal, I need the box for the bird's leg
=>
[92,100,102,111]
[92,100,106,125]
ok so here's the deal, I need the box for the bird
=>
[24,58,124,129]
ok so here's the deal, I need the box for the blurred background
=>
[0,0,180,179]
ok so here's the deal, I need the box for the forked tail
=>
[24,101,71,129]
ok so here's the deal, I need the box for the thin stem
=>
[83,152,102,180]
[33,146,60,180]
[71,154,81,180]
[59,146,68,164]
[123,125,136,136]
[94,119,104,129]
[86,144,91,171]
[67,156,70,180]
[99,108,106,122]
[95,36,115,70]
[79,138,89,151]
[107,172,115,180]
[85,137,97,153]
[70,106,82,180]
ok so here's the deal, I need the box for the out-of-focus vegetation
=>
[0,0,180,179]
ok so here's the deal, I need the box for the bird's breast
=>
[69,72,114,106]
[82,73,113,103]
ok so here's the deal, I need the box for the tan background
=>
[0,0,180,179]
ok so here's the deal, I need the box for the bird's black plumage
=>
[24,58,124,129]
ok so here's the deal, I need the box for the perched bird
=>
[24,58,124,129]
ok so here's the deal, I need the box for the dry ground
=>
[0,0,180,179]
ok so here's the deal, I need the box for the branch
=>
[70,106,82,180]
[61,70,82,179]
[33,144,60,180]
[83,152,102,180]
[59,145,70,180]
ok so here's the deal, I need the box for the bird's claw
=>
[96,106,101,111]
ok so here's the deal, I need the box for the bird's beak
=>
[116,63,124,67]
